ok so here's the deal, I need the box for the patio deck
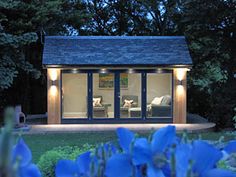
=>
[20,123,216,134]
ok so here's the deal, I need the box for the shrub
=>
[37,144,93,177]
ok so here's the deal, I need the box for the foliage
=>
[0,0,88,90]
[0,107,41,177]
[0,0,236,127]
[38,144,93,177]
[180,0,236,126]
[233,108,236,129]
[55,126,236,177]
[0,31,40,90]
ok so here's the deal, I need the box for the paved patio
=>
[20,123,216,134]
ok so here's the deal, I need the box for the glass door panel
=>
[62,73,87,118]
[93,73,114,118]
[120,73,142,118]
[147,73,172,118]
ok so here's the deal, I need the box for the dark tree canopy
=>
[0,0,235,127]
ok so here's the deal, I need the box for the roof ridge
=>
[45,36,185,40]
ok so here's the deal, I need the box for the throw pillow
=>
[160,95,171,105]
[123,99,134,108]
[93,98,102,107]
[151,96,163,105]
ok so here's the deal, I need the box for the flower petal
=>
[192,140,222,175]
[116,128,135,153]
[204,169,236,177]
[132,138,151,165]
[76,151,91,175]
[175,143,192,177]
[151,126,176,154]
[55,160,79,177]
[12,138,32,167]
[224,140,236,154]
[147,163,165,177]
[20,164,41,177]
[105,154,132,177]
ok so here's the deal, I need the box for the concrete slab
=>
[19,123,216,134]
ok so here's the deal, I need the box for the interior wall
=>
[62,73,87,115]
[147,74,172,103]
[62,72,172,115]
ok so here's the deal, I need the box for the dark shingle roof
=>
[42,36,192,67]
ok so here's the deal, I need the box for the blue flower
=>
[175,140,236,177]
[105,154,132,177]
[175,143,191,177]
[12,138,32,167]
[12,138,41,177]
[224,140,236,154]
[76,151,91,176]
[151,125,176,154]
[56,159,79,177]
[191,140,223,176]
[115,126,176,177]
[116,127,135,153]
[56,151,91,177]
[56,126,236,177]
[204,169,236,177]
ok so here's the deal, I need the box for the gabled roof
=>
[42,36,192,67]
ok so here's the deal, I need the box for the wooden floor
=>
[20,123,216,134]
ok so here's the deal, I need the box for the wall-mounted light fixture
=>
[72,68,78,73]
[100,68,108,73]
[128,68,134,73]
[156,68,163,73]
[177,80,183,85]
[49,69,58,96]
[51,80,56,86]
[176,68,189,96]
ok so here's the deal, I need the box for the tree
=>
[178,0,236,127]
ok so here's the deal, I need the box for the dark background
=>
[0,0,235,128]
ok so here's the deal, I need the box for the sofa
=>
[150,95,171,117]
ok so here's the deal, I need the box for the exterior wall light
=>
[51,80,56,86]
[72,68,78,73]
[48,69,59,96]
[156,68,162,73]
[100,68,107,73]
[177,80,183,85]
[128,68,134,73]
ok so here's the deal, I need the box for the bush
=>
[37,144,93,177]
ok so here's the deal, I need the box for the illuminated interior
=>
[61,70,173,119]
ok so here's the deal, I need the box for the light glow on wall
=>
[176,68,187,81]
[48,69,59,96]
[175,68,188,97]
[176,85,184,96]
[50,85,57,96]
[50,69,58,81]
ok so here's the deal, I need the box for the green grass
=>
[20,131,235,163]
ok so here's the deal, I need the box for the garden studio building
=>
[42,36,192,124]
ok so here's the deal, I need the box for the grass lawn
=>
[21,131,235,163]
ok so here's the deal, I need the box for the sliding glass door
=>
[120,73,142,118]
[62,73,88,119]
[92,73,114,119]
[146,73,172,118]
[61,69,173,122]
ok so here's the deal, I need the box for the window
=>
[62,73,87,118]
[120,73,142,118]
[147,73,172,118]
[92,73,114,118]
